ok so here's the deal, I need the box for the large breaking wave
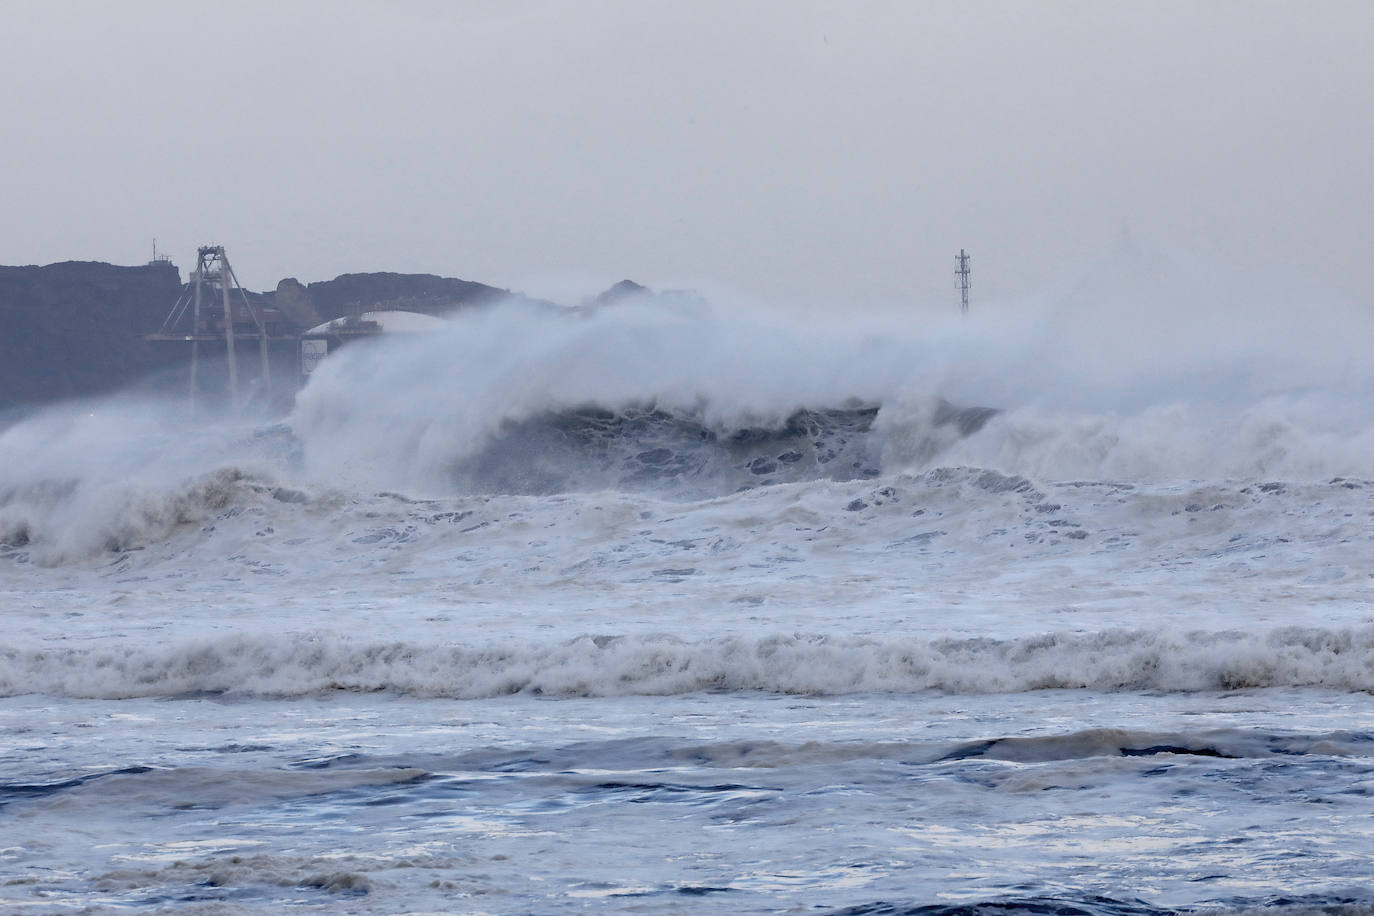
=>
[441,400,995,497]
[3,260,1374,562]
[284,283,1374,494]
[286,298,1008,496]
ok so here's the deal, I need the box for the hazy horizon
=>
[4,1,1372,312]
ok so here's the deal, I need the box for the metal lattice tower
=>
[955,249,971,315]
[156,245,271,412]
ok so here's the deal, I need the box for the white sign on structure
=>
[300,339,328,375]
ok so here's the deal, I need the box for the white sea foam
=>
[7,627,1374,700]
[931,394,1374,482]
[8,259,1374,915]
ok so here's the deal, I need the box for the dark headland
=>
[0,259,572,413]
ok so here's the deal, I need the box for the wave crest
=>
[9,627,1374,700]
[0,466,294,564]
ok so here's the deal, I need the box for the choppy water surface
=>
[6,690,1374,913]
[3,297,1374,913]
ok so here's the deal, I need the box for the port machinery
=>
[148,245,292,411]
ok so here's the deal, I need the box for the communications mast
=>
[955,249,971,315]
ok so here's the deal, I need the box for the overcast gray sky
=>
[3,0,1371,310]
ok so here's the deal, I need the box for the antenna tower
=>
[955,249,971,315]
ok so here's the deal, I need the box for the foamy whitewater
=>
[4,270,1374,914]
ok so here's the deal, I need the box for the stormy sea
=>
[3,287,1374,914]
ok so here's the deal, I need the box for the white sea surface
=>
[3,289,1374,914]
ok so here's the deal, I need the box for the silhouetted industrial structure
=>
[150,246,295,411]
[956,249,971,315]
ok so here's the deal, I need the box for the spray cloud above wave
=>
[287,248,1374,493]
